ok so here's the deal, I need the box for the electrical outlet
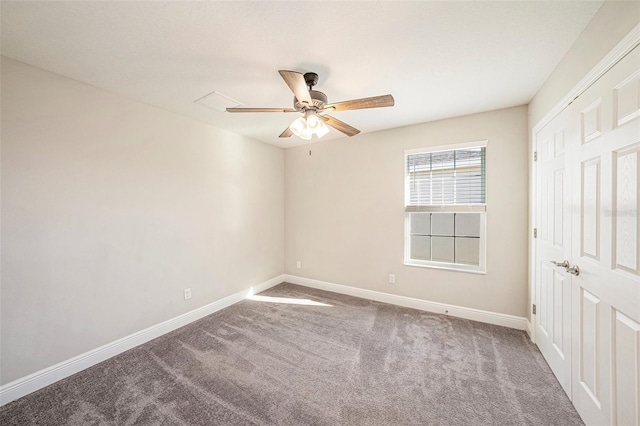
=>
[184,288,191,300]
[389,274,396,284]
[296,260,302,269]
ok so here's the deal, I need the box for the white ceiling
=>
[1,1,603,148]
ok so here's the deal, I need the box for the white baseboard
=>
[284,274,527,331]
[526,319,534,342]
[0,274,284,407]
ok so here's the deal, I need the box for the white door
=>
[536,45,640,426]
[568,45,640,426]
[535,107,573,397]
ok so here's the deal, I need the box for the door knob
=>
[550,260,580,276]
[551,260,570,268]
[566,265,580,276]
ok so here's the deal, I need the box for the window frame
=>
[403,140,488,274]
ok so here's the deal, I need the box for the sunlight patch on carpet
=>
[247,295,332,306]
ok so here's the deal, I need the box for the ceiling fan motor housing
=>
[294,90,327,111]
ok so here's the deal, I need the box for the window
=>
[404,141,487,273]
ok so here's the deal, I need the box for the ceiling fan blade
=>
[279,126,293,138]
[278,70,313,106]
[320,114,360,137]
[322,94,394,112]
[226,107,297,113]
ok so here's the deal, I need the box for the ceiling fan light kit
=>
[289,110,330,140]
[227,70,395,140]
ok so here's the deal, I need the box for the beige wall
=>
[0,58,285,384]
[527,1,640,320]
[285,106,529,317]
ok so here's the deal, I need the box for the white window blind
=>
[406,146,486,212]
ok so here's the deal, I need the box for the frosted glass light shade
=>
[300,127,312,140]
[306,114,320,129]
[316,121,330,137]
[289,117,307,137]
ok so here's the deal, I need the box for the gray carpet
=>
[0,283,582,425]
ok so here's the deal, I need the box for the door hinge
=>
[532,304,537,315]
[534,151,537,162]
[534,228,537,238]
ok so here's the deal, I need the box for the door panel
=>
[613,70,640,127]
[581,158,600,260]
[580,99,602,144]
[553,270,565,352]
[569,46,640,426]
[613,310,640,426]
[555,170,565,246]
[614,146,639,273]
[536,109,573,396]
[579,289,600,406]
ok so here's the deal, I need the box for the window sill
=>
[404,260,486,275]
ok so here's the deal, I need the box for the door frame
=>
[529,23,640,345]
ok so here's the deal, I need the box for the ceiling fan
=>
[226,70,394,140]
